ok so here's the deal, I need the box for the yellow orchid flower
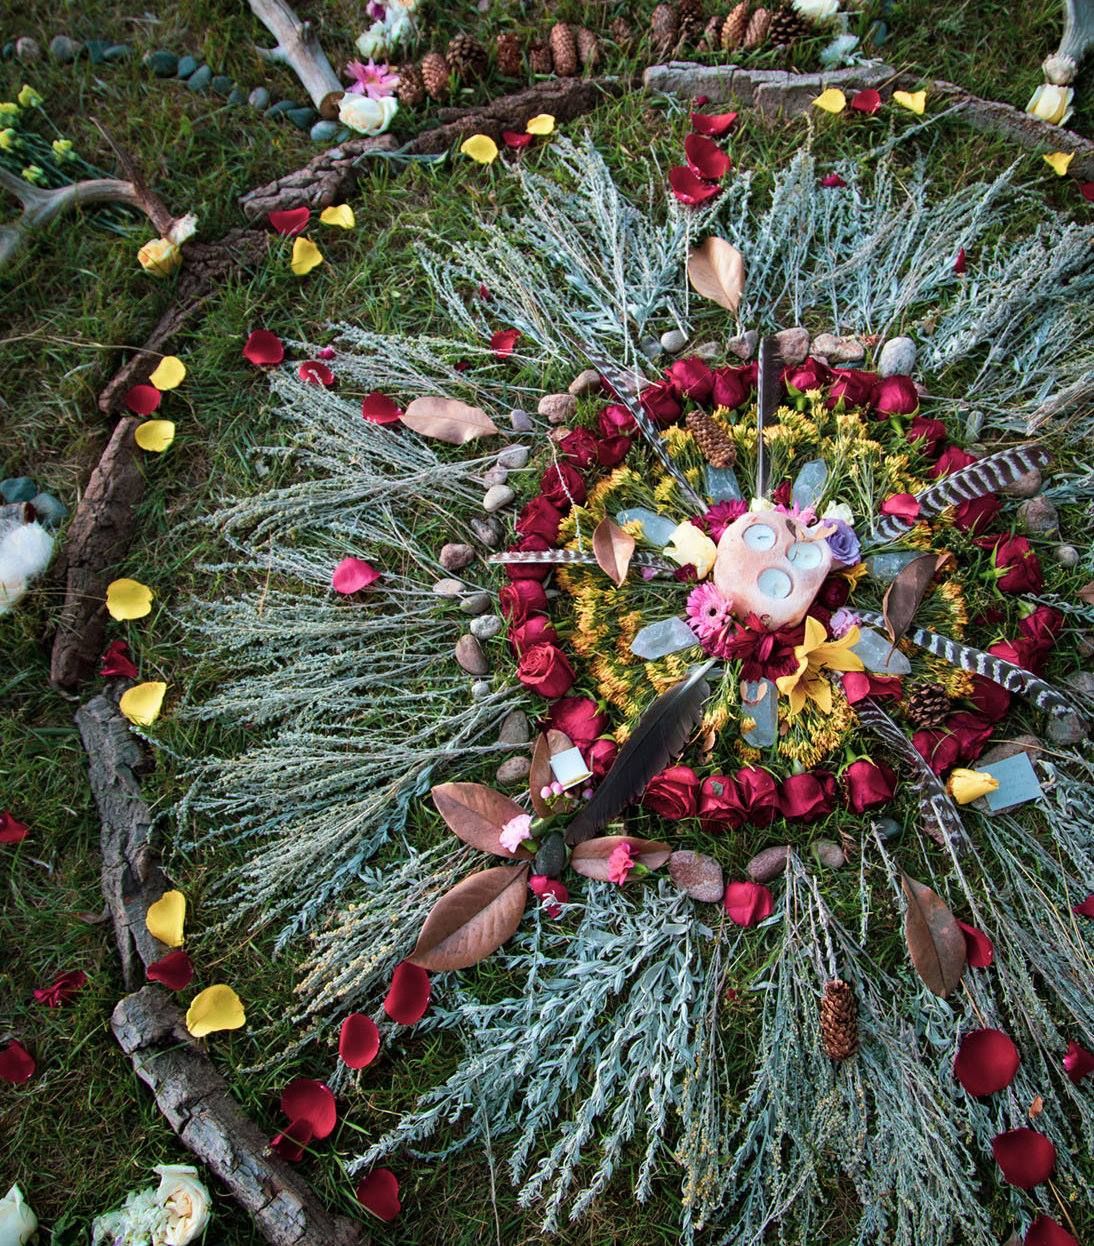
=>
[775,616,864,717]
[946,767,1000,805]
[663,521,718,580]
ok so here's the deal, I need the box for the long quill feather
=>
[755,336,782,500]
[490,549,676,574]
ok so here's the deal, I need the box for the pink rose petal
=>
[0,810,29,844]
[297,360,335,386]
[270,1117,314,1162]
[956,919,994,967]
[0,1039,35,1084]
[690,111,738,137]
[723,880,773,927]
[669,166,722,206]
[684,132,732,181]
[991,1127,1056,1189]
[124,384,161,416]
[953,1028,1020,1096]
[268,206,311,236]
[491,328,521,359]
[332,557,381,594]
[383,961,430,1025]
[146,949,195,992]
[361,392,402,425]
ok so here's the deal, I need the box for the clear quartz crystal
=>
[631,616,700,660]
[865,550,922,581]
[741,678,778,747]
[704,464,743,501]
[791,458,828,511]
[615,507,677,547]
[850,627,913,675]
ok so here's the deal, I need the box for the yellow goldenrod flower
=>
[947,768,1000,805]
[17,85,43,109]
[0,102,20,122]
[51,138,74,160]
[20,164,44,185]
[0,128,17,150]
[776,616,865,717]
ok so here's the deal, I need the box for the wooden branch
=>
[248,0,344,118]
[0,169,144,267]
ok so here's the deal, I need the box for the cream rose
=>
[792,0,840,20]
[137,236,182,277]
[0,1185,37,1246]
[155,1165,210,1246]
[338,92,399,136]
[1026,83,1073,126]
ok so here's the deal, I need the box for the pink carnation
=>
[499,813,533,855]
[607,841,638,885]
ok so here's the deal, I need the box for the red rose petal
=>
[454,359,471,372]
[146,949,195,992]
[491,328,521,359]
[991,1127,1056,1189]
[0,1039,35,1084]
[850,88,882,114]
[879,492,920,522]
[361,392,403,425]
[669,166,722,206]
[954,1028,1020,1096]
[501,130,533,149]
[280,1078,337,1140]
[690,110,738,136]
[243,330,285,367]
[339,1013,380,1070]
[956,919,994,968]
[124,384,161,416]
[1026,1216,1080,1246]
[723,880,774,927]
[1072,893,1094,918]
[100,639,139,680]
[297,360,335,387]
[33,969,88,1007]
[270,1117,314,1163]
[820,172,847,188]
[1079,182,1094,202]
[477,284,491,301]
[684,132,732,182]
[1063,1039,1094,1083]
[356,1168,400,1221]
[0,809,30,844]
[268,206,311,236]
[954,246,967,273]
[383,961,430,1025]
[332,557,381,595]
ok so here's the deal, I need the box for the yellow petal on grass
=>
[459,134,498,164]
[946,767,1000,805]
[812,88,846,114]
[135,419,176,453]
[185,984,245,1038]
[893,89,927,115]
[525,113,555,135]
[290,236,324,276]
[146,889,186,947]
[319,203,356,229]
[119,680,167,727]
[1043,150,1074,176]
[148,355,186,390]
[106,577,153,620]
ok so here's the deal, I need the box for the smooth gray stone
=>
[439,542,475,572]
[615,507,676,547]
[878,336,916,377]
[851,627,912,675]
[811,838,846,869]
[481,464,508,487]
[15,37,41,62]
[470,516,502,547]
[1018,495,1058,535]
[286,106,317,129]
[50,35,83,62]
[227,87,248,106]
[791,458,828,511]
[211,74,233,94]
[470,614,501,640]
[2,42,14,59]
[29,492,67,528]
[509,408,533,432]
[455,634,489,675]
[704,464,742,501]
[471,679,492,701]
[747,844,794,882]
[1054,544,1080,568]
[144,49,178,76]
[187,65,212,92]
[461,592,492,616]
[631,616,698,661]
[534,832,568,878]
[310,118,340,141]
[660,328,688,354]
[640,338,661,360]
[102,44,131,62]
[248,85,270,109]
[265,99,296,118]
[432,577,463,598]
[872,816,902,842]
[85,39,110,63]
[865,550,921,581]
[176,54,198,78]
[496,755,530,784]
[1,476,36,503]
[1047,711,1087,745]
[497,709,530,745]
[668,850,723,902]
[497,444,529,469]
[741,678,778,747]
[482,484,514,512]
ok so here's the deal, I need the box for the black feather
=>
[755,336,783,499]
[565,661,715,845]
[490,549,676,574]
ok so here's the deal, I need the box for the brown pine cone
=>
[767,3,810,45]
[396,62,425,107]
[447,32,488,80]
[721,1,750,48]
[529,39,553,75]
[820,979,858,1061]
[905,682,951,730]
[610,16,634,48]
[420,51,450,100]
[576,26,600,69]
[549,21,578,76]
[701,14,723,48]
[743,6,771,47]
[495,31,523,77]
[678,0,705,43]
[651,3,679,57]
[686,409,737,468]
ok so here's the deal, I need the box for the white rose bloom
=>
[821,501,854,524]
[155,1166,210,1246]
[749,497,775,513]
[792,0,841,21]
[166,213,198,245]
[339,92,399,136]
[0,1185,37,1246]
[355,22,387,58]
[1026,83,1073,126]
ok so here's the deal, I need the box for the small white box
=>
[550,746,592,790]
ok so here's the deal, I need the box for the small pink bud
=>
[540,785,553,800]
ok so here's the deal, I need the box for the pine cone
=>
[576,26,600,69]
[610,16,634,48]
[678,0,705,43]
[495,32,523,77]
[549,21,578,76]
[701,14,723,48]
[743,6,771,47]
[529,39,553,75]
[767,4,810,45]
[721,1,750,48]
[820,979,858,1061]
[905,682,951,730]
[420,51,450,100]
[396,63,425,107]
[446,32,488,80]
[686,409,737,468]
[651,3,679,57]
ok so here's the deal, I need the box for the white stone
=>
[483,484,515,512]
[470,614,502,640]
[497,445,529,469]
[878,336,917,377]
[660,328,688,354]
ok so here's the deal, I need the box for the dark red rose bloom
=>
[968,675,1012,721]
[698,774,747,832]
[873,374,919,416]
[711,364,753,409]
[499,579,547,623]
[735,766,780,826]
[638,380,683,425]
[827,367,878,409]
[672,564,698,583]
[989,635,1045,674]
[842,671,903,704]
[642,764,699,819]
[516,495,564,542]
[508,616,559,655]
[716,614,804,682]
[694,499,748,540]
[906,416,947,459]
[597,434,633,467]
[843,759,897,813]
[1019,604,1064,648]
[779,771,836,822]
[946,711,995,762]
[932,445,978,477]
[784,356,831,394]
[665,356,715,404]
[516,642,575,699]
[539,461,587,510]
[816,575,850,609]
[771,479,793,507]
[953,493,1001,533]
[598,403,637,437]
[584,737,618,778]
[504,535,553,581]
[976,534,1043,593]
[559,426,599,468]
[912,729,962,776]
[546,696,607,747]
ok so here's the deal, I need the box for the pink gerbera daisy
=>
[345,59,400,99]
[686,582,734,641]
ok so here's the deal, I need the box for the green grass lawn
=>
[2,1,1092,1241]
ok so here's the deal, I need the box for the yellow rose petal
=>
[119,680,167,727]
[319,203,355,229]
[148,355,186,390]
[185,984,246,1038]
[525,113,555,135]
[146,889,186,947]
[135,419,176,452]
[946,767,1000,805]
[459,134,499,164]
[812,88,847,115]
[106,577,154,620]
[290,236,324,276]
[893,89,927,115]
[1043,150,1074,176]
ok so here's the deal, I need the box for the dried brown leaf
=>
[401,397,499,445]
[431,782,531,857]
[1079,580,1094,606]
[530,730,576,818]
[882,552,952,644]
[901,873,966,997]
[408,863,530,971]
[570,835,671,881]
[592,517,636,587]
[687,236,746,314]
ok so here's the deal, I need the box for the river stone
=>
[144,49,178,76]
[248,85,270,109]
[455,634,489,675]
[498,709,531,745]
[103,44,131,62]
[727,330,758,360]
[310,118,339,141]
[878,335,916,377]
[1047,710,1088,745]
[811,333,864,363]
[432,577,463,598]
[483,484,515,512]
[460,592,492,615]
[176,54,198,77]
[286,105,318,129]
[640,338,661,360]
[265,99,297,118]
[774,326,809,366]
[1018,495,1058,535]
[631,616,699,660]
[29,492,67,528]
[1002,467,1041,498]
[496,756,531,785]
[872,816,902,842]
[534,831,568,878]
[497,444,529,469]
[852,627,912,675]
[668,851,724,903]
[15,37,41,62]
[186,65,212,92]
[811,838,846,870]
[1054,544,1080,567]
[50,35,83,62]
[2,42,14,59]
[471,680,492,701]
[211,74,234,94]
[568,368,602,397]
[1,476,37,503]
[440,542,475,572]
[482,464,509,487]
[746,844,794,882]
[660,328,688,354]
[509,408,534,432]
[538,393,577,423]
[85,39,110,63]
[470,614,502,641]
[470,515,503,547]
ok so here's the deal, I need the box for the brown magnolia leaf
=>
[570,835,672,881]
[530,729,576,818]
[1079,580,1094,606]
[687,236,746,314]
[901,873,967,997]
[431,782,532,858]
[401,397,499,445]
[882,552,953,645]
[592,517,636,588]
[408,863,530,971]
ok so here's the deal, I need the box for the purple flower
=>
[825,518,861,567]
[345,58,400,99]
[829,607,861,638]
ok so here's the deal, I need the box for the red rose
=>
[724,880,774,926]
[842,759,897,814]
[842,672,903,704]
[598,403,636,437]
[779,771,836,822]
[968,675,1011,721]
[874,374,919,416]
[1019,604,1064,647]
[584,737,618,778]
[516,643,575,699]
[912,729,962,776]
[665,356,715,404]
[642,764,699,819]
[559,427,599,468]
[597,434,633,467]
[976,534,1043,593]
[946,711,994,762]
[638,380,682,426]
[989,636,1043,674]
[953,493,1001,533]
[499,579,547,623]
[504,535,553,581]
[817,575,850,609]
[827,368,878,409]
[516,495,564,542]
[932,445,977,477]
[784,356,831,394]
[906,417,947,458]
[509,616,559,654]
[711,364,752,409]
[698,774,746,832]
[546,696,607,747]
[771,480,792,508]
[735,766,780,826]
[539,462,586,510]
